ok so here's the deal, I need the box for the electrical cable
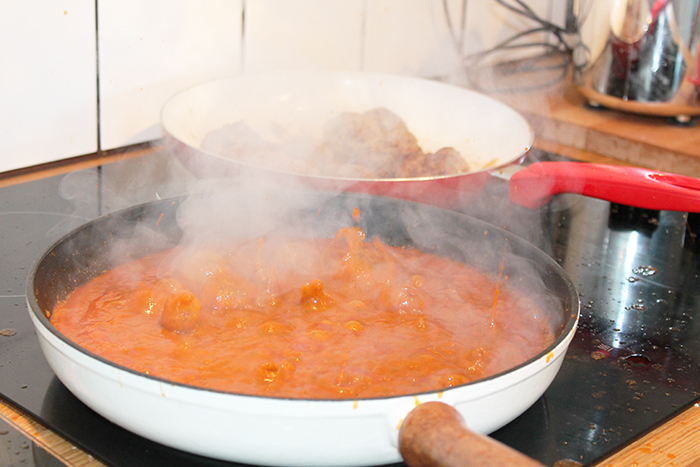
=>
[443,0,586,92]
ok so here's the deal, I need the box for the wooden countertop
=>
[499,79,700,177]
[525,81,700,467]
[1,82,699,466]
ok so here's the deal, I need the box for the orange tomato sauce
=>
[50,226,555,399]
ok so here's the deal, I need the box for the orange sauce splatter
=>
[352,207,361,223]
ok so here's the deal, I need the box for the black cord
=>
[494,0,570,37]
[442,0,468,55]
[444,0,583,92]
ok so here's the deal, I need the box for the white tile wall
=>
[363,0,465,78]
[0,1,97,172]
[244,0,365,74]
[0,0,560,173]
[97,0,242,150]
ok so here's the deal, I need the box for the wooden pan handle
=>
[398,401,545,467]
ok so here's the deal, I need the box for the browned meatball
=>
[313,107,425,178]
[402,147,470,177]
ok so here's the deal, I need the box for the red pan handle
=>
[509,161,700,212]
[399,401,545,467]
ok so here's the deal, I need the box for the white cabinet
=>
[0,1,97,172]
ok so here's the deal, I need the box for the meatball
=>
[150,277,202,333]
[313,107,425,178]
[160,290,202,333]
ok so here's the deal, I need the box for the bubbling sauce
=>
[51,225,555,399]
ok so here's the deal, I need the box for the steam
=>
[163,170,565,340]
[175,176,331,244]
[55,72,570,350]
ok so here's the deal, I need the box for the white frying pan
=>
[28,192,578,467]
[161,71,700,212]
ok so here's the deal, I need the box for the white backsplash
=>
[244,0,365,73]
[364,0,463,77]
[0,0,561,173]
[97,0,243,150]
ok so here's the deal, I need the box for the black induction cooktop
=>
[2,147,700,467]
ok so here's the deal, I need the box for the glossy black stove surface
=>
[1,148,700,467]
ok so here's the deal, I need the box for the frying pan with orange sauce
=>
[28,190,578,466]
